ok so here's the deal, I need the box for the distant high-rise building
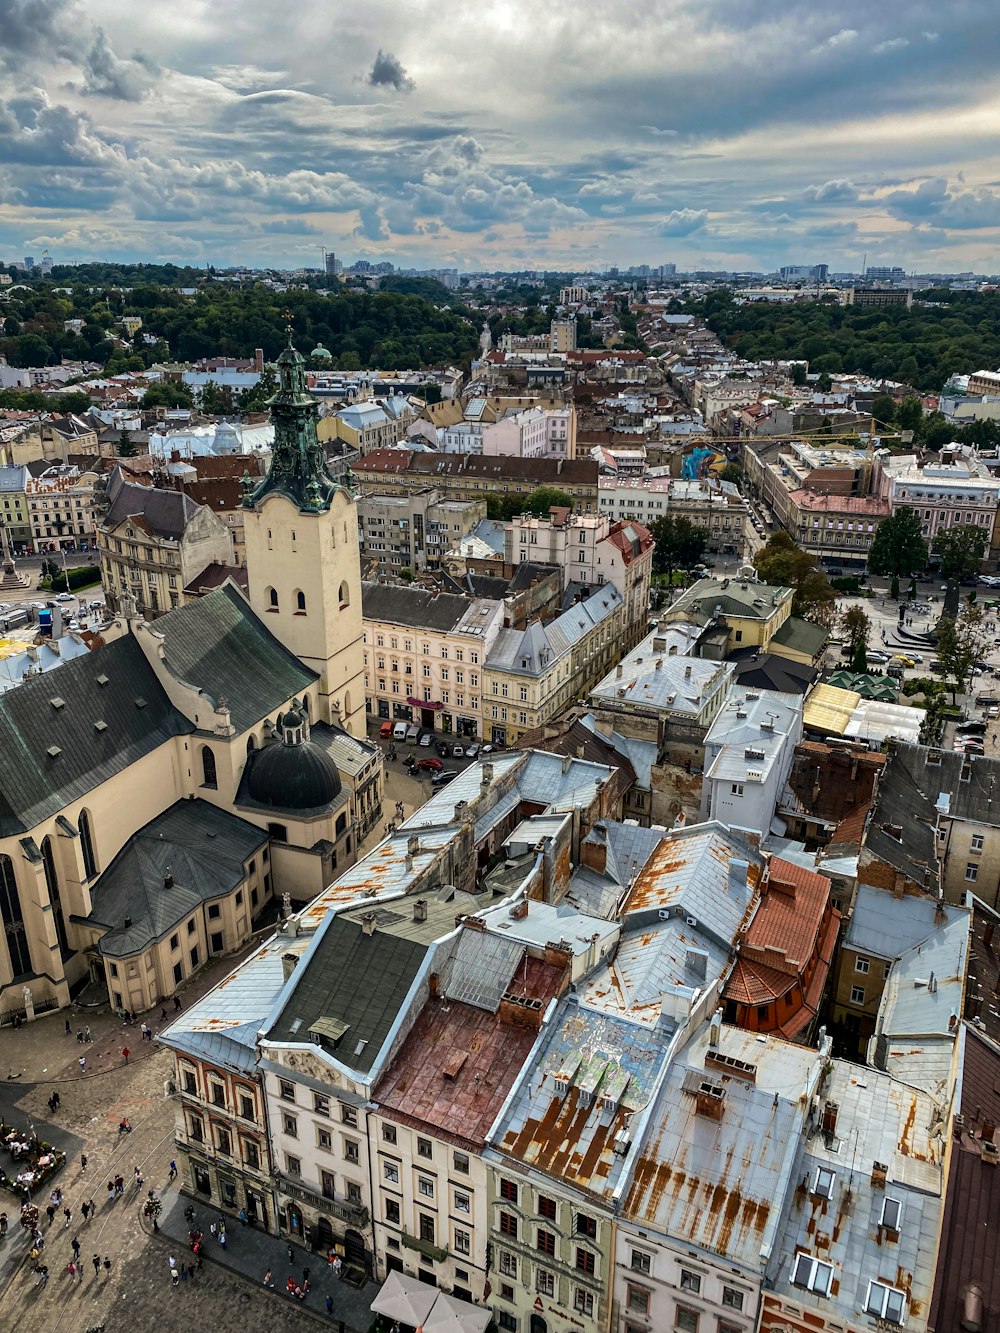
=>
[865,265,906,283]
[325,250,338,276]
[23,256,35,271]
[658,263,677,277]
[39,256,53,274]
[811,263,829,282]
[550,318,577,354]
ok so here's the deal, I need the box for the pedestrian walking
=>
[263,1268,274,1288]
[68,1261,77,1281]
[106,1182,114,1205]
[168,1160,177,1182]
[65,1018,71,1036]
[303,1267,310,1288]
[160,1007,167,1023]
[168,1253,177,1271]
[46,1204,56,1225]
[92,1254,100,1278]
[114,1174,123,1197]
[171,1265,179,1287]
[71,1235,80,1259]
[103,1256,111,1277]
[121,1045,130,1064]
[209,1222,216,1239]
[238,1208,247,1226]
[84,1025,92,1042]
[140,1022,148,1041]
[88,1198,94,1217]
[63,1206,71,1228]
[81,1202,89,1223]
[0,1212,7,1237]
[80,1153,87,1174]
[288,1244,294,1264]
[219,1230,227,1249]
[78,1055,86,1073]
[325,1295,334,1316]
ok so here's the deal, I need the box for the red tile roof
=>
[606,518,653,565]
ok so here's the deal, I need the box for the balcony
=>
[401,1230,449,1263]
[273,1171,369,1229]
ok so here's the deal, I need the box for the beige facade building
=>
[26,466,98,553]
[483,583,626,748]
[362,583,504,738]
[97,469,235,618]
[599,475,754,558]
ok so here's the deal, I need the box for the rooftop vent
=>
[94,720,108,733]
[49,697,65,710]
[46,745,61,759]
[96,674,109,687]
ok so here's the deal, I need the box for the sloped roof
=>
[105,471,203,540]
[362,582,488,633]
[153,583,316,732]
[0,633,190,836]
[79,799,267,958]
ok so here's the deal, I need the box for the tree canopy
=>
[486,487,575,521]
[936,523,988,580]
[648,515,709,580]
[685,289,1000,392]
[752,531,837,624]
[868,508,928,577]
[935,603,991,703]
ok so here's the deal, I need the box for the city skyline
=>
[1,0,999,273]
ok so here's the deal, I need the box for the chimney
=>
[413,899,428,923]
[695,1081,725,1120]
[281,952,297,983]
[962,1285,984,1333]
[407,833,419,857]
[361,912,377,936]
[708,1007,722,1049]
[499,991,544,1031]
[455,800,469,822]
[254,347,264,373]
[581,835,607,877]
[616,663,623,679]
[562,753,572,773]
[822,1101,839,1136]
[482,762,494,786]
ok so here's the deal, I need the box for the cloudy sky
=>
[2,0,999,273]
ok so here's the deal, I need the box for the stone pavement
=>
[146,1188,377,1331]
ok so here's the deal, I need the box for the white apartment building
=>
[599,476,753,557]
[482,405,577,460]
[362,583,504,738]
[357,488,485,575]
[699,687,804,839]
[550,318,577,353]
[559,285,589,305]
[876,448,1000,547]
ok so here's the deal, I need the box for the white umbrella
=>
[423,1291,492,1333]
[370,1270,438,1327]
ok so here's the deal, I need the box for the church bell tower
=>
[243,333,366,739]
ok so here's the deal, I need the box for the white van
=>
[405,724,421,744]
[392,721,408,740]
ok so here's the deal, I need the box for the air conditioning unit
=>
[686,915,698,927]
[658,908,670,921]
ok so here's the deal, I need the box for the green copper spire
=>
[245,330,339,513]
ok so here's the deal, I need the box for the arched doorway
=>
[316,1216,335,1251]
[530,1316,548,1333]
[343,1227,369,1275]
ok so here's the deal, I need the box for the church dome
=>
[311,344,333,361]
[247,707,341,813]
[246,738,342,812]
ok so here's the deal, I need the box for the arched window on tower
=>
[338,581,350,609]
[295,590,306,615]
[0,853,32,979]
[246,735,257,754]
[41,836,71,960]
[78,810,98,879]
[267,587,279,612]
[201,746,217,789]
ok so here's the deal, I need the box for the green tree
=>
[237,366,277,413]
[816,372,832,393]
[842,605,871,655]
[520,487,575,518]
[936,523,988,580]
[935,603,991,703]
[870,393,897,428]
[752,531,837,624]
[648,515,709,582]
[850,637,869,673]
[790,362,807,386]
[117,429,137,458]
[142,381,193,409]
[868,508,928,577]
[896,396,924,432]
[197,379,229,415]
[719,462,743,485]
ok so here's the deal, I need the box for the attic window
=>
[46,745,62,759]
[812,1166,835,1199]
[49,697,65,711]
[94,720,108,733]
[96,674,109,687]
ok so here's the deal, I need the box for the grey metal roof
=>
[845,884,967,958]
[362,582,488,633]
[104,468,203,539]
[865,743,952,887]
[154,583,317,732]
[443,929,525,1012]
[590,626,732,716]
[79,799,267,958]
[158,929,311,1075]
[486,586,622,674]
[265,915,431,1073]
[0,633,190,836]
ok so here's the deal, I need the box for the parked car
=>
[480,744,495,754]
[379,721,393,739]
[451,744,465,758]
[436,742,450,759]
[866,650,891,664]
[55,592,74,603]
[431,770,459,786]
[405,724,421,744]
[465,744,481,759]
[418,732,434,747]
[89,599,103,611]
[392,721,408,740]
[416,757,443,773]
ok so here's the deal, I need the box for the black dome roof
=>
[246,738,342,813]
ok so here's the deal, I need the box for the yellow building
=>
[663,576,828,666]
